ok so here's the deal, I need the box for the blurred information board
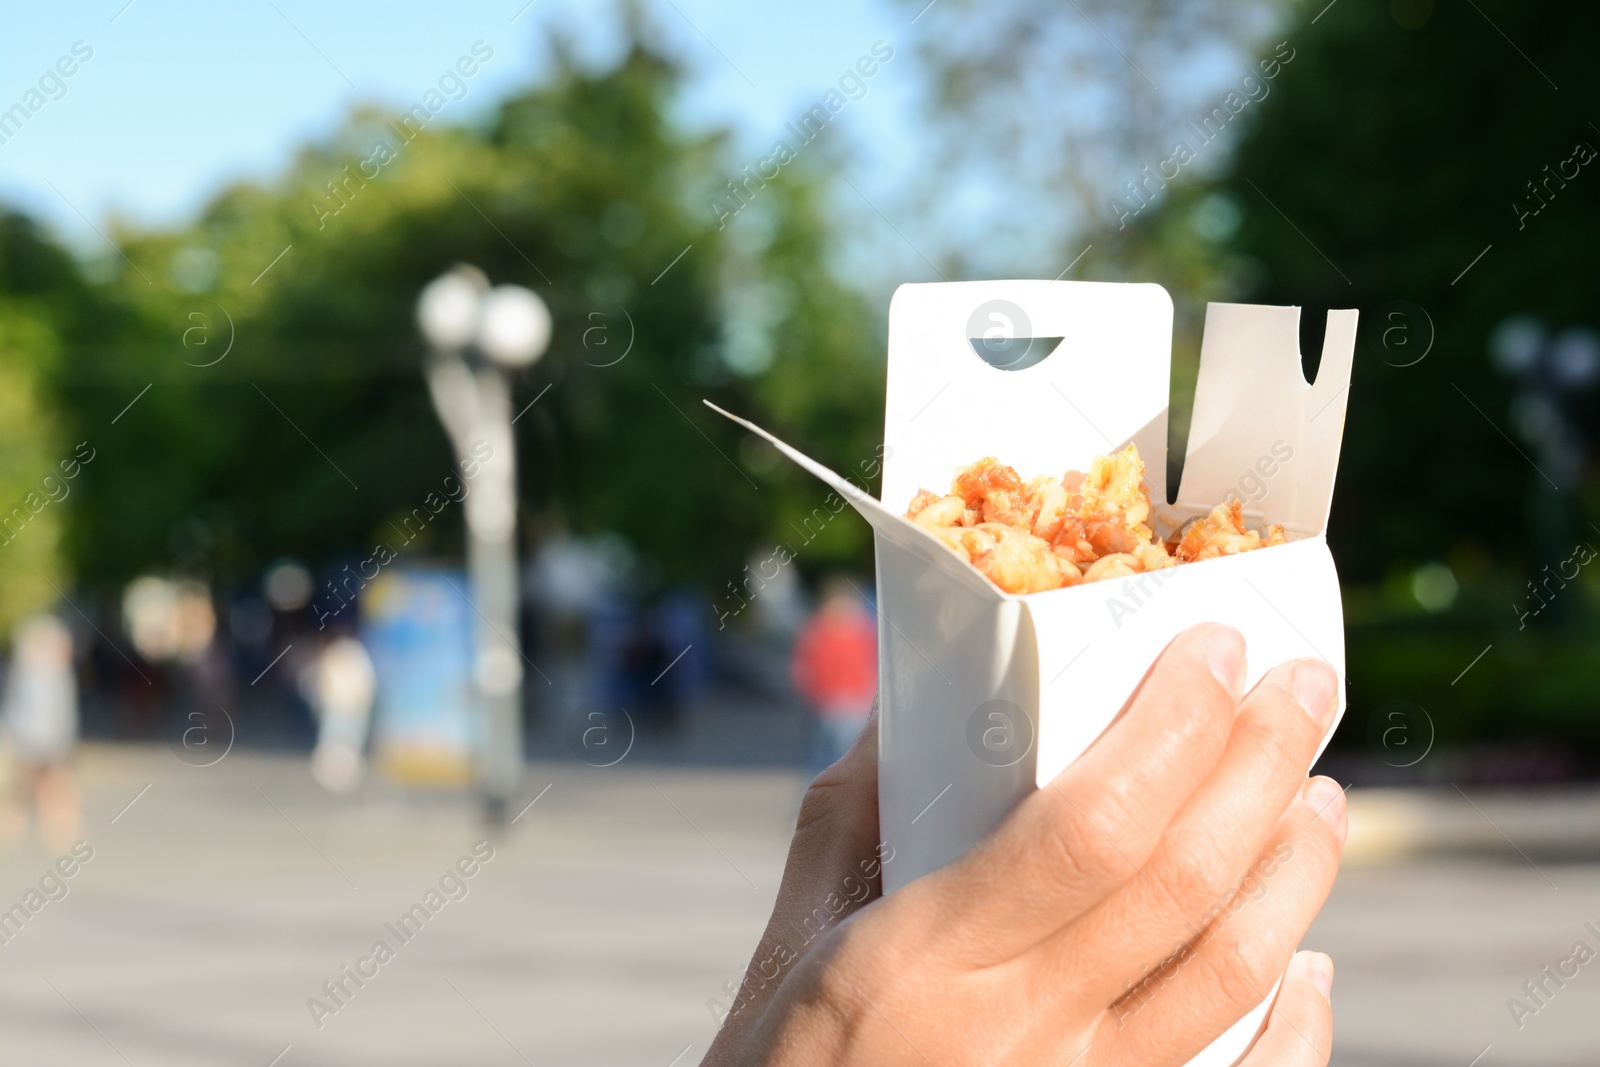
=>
[361,568,480,785]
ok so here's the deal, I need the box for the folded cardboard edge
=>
[702,401,1001,602]
[1175,305,1357,537]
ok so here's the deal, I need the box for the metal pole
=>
[427,358,524,822]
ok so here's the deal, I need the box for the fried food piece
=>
[1075,540,1176,586]
[911,494,966,530]
[906,489,941,519]
[1053,552,1084,587]
[970,523,1067,595]
[1132,540,1177,573]
[1084,520,1143,557]
[1081,445,1151,532]
[1171,499,1264,562]
[906,444,1285,594]
[953,457,1033,528]
[1028,474,1070,542]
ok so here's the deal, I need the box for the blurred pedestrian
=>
[302,633,377,794]
[790,577,877,773]
[0,614,81,850]
[655,586,707,712]
[620,615,675,734]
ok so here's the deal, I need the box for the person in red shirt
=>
[791,577,877,773]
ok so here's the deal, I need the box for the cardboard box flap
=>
[703,402,1003,601]
[880,281,1174,514]
[1174,304,1357,536]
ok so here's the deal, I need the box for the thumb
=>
[793,698,881,846]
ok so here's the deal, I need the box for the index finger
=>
[913,622,1246,965]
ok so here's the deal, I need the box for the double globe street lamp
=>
[417,265,551,822]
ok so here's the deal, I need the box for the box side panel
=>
[1032,539,1346,786]
[882,281,1174,513]
[876,534,1038,894]
[1175,304,1356,536]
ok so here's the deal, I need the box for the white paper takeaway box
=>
[711,280,1354,1066]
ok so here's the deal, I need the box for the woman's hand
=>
[703,623,1345,1067]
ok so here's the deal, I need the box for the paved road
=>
[0,744,1593,1066]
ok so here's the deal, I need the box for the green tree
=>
[0,212,119,635]
[894,0,1284,276]
[1208,0,1600,744]
[0,297,64,634]
[33,13,884,610]
[900,0,1600,747]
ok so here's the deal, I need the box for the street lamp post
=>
[417,265,551,822]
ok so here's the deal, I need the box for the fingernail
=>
[1303,776,1348,844]
[1292,660,1339,727]
[1208,626,1246,697]
[1304,952,1334,999]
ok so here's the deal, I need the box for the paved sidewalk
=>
[0,745,1592,1065]
[1345,786,1600,865]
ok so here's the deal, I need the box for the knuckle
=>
[1161,833,1236,910]
[1081,773,1143,842]
[810,920,890,1010]
[807,953,863,1025]
[1044,780,1141,884]
[1243,704,1312,771]
[1168,686,1232,751]
[794,770,850,835]
[1299,814,1345,873]
[1148,690,1234,783]
[1206,926,1284,1012]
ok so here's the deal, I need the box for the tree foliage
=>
[21,19,884,607]
[1207,0,1600,745]
[0,222,68,634]
[905,0,1600,749]
[895,0,1283,273]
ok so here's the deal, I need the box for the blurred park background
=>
[0,0,1597,1064]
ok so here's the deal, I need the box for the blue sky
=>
[0,0,923,255]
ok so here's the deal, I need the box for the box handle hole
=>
[969,335,1064,371]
